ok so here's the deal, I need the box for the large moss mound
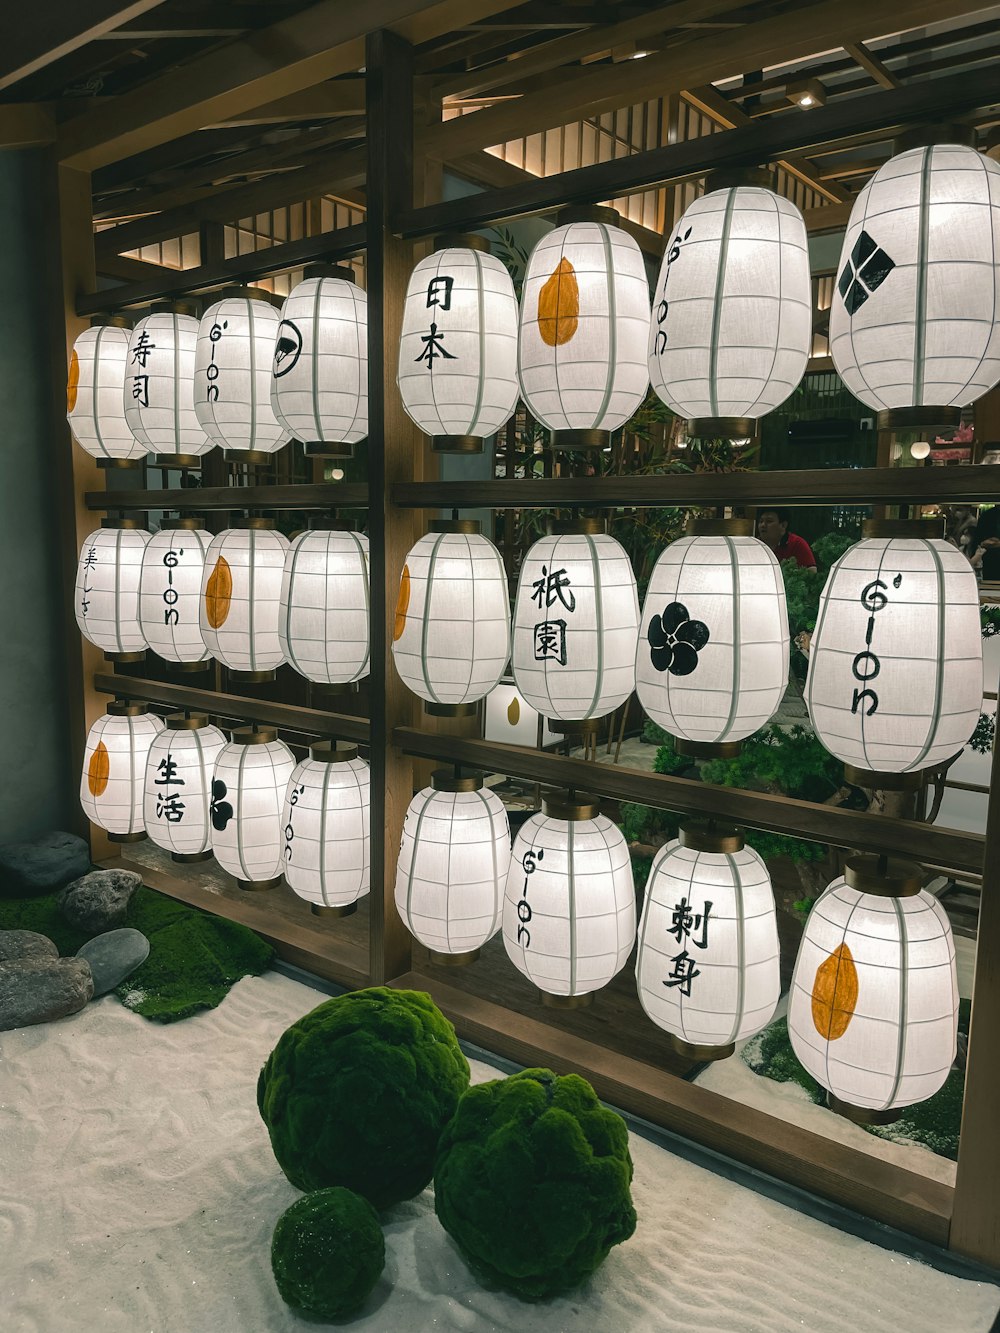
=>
[257,987,470,1209]
[0,886,273,1022]
[271,1187,385,1320]
[434,1068,637,1302]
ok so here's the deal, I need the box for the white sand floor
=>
[2,970,997,1333]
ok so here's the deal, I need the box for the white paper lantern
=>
[143,713,227,860]
[829,143,1000,421]
[67,319,146,465]
[200,521,290,681]
[271,268,368,458]
[788,859,958,1119]
[75,520,150,662]
[484,679,560,748]
[635,824,780,1057]
[392,520,511,713]
[805,519,982,779]
[278,525,370,686]
[139,519,213,668]
[395,770,511,960]
[81,702,163,841]
[648,180,811,433]
[211,727,296,890]
[123,303,212,463]
[518,207,650,445]
[398,236,518,451]
[281,742,371,913]
[636,521,789,751]
[503,794,635,1003]
[512,521,639,724]
[194,289,291,457]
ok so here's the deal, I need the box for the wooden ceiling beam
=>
[0,0,166,94]
[210,81,369,125]
[843,39,901,89]
[56,0,524,170]
[0,102,57,148]
[423,0,988,159]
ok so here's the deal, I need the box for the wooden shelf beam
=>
[84,482,369,512]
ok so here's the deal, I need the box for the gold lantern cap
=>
[101,517,144,530]
[550,517,606,536]
[678,821,744,854]
[433,232,491,254]
[431,768,484,793]
[303,263,356,282]
[230,725,279,746]
[160,516,206,531]
[685,517,754,538]
[107,700,149,717]
[428,518,480,535]
[166,712,211,731]
[704,166,775,194]
[541,791,601,822]
[309,740,360,763]
[862,517,945,540]
[844,855,924,899]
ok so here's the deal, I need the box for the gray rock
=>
[0,930,58,963]
[58,869,142,933]
[0,957,93,1031]
[0,831,91,898]
[76,929,149,997]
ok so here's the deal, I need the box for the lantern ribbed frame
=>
[282,753,371,908]
[512,530,639,722]
[67,325,147,462]
[271,276,368,446]
[788,875,958,1112]
[648,186,811,422]
[395,784,511,955]
[81,710,164,837]
[518,219,650,433]
[75,525,150,656]
[124,311,212,457]
[635,838,780,1048]
[392,529,511,707]
[139,526,213,665]
[143,722,227,856]
[636,533,789,745]
[200,527,290,674]
[805,534,982,773]
[502,810,635,998]
[194,295,291,454]
[211,736,296,885]
[278,529,371,685]
[397,246,519,439]
[829,144,1000,412]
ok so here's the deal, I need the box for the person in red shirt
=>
[756,508,816,571]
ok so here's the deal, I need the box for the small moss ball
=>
[257,987,470,1209]
[434,1067,637,1301]
[271,1187,384,1320]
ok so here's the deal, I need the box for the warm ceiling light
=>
[787,78,826,109]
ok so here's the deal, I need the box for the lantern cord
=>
[451,508,459,522]
[877,853,888,877]
[567,786,576,804]
[454,762,463,781]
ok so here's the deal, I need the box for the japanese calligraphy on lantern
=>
[514,845,544,949]
[80,544,97,619]
[850,573,902,717]
[650,226,691,360]
[530,564,575,665]
[205,318,227,402]
[153,751,186,824]
[663,894,712,997]
[130,326,156,408]
[283,782,305,861]
[414,275,458,368]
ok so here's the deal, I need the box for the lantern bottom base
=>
[675,736,743,760]
[225,449,273,465]
[107,830,148,844]
[172,850,213,863]
[686,416,758,440]
[667,1035,736,1062]
[428,947,480,967]
[844,764,926,792]
[237,875,284,893]
[548,716,603,738]
[96,456,142,470]
[827,1094,902,1127]
[166,659,212,673]
[877,406,961,431]
[153,453,202,469]
[431,434,482,454]
[311,902,359,918]
[550,428,610,453]
[303,441,354,459]
[105,650,146,665]
[310,679,361,696]
[542,990,594,1010]
[425,700,478,718]
[228,669,277,683]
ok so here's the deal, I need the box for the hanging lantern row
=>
[67,270,368,465]
[81,703,370,905]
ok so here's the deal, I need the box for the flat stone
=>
[0,930,58,963]
[0,832,91,898]
[76,929,149,997]
[0,957,93,1031]
[58,869,142,933]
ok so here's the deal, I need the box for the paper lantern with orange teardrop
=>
[199,522,289,681]
[75,520,150,662]
[67,319,147,464]
[788,859,958,1122]
[80,703,164,842]
[517,206,650,450]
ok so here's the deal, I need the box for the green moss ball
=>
[257,987,470,1209]
[434,1068,637,1301]
[271,1187,384,1320]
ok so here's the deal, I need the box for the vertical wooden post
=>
[366,29,421,984]
[950,722,1000,1266]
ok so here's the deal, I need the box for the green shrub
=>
[271,1187,384,1319]
[434,1068,636,1301]
[653,736,687,776]
[699,724,843,805]
[811,532,855,573]
[619,802,680,846]
[257,987,470,1209]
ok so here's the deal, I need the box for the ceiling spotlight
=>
[786,78,826,109]
[910,440,931,461]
